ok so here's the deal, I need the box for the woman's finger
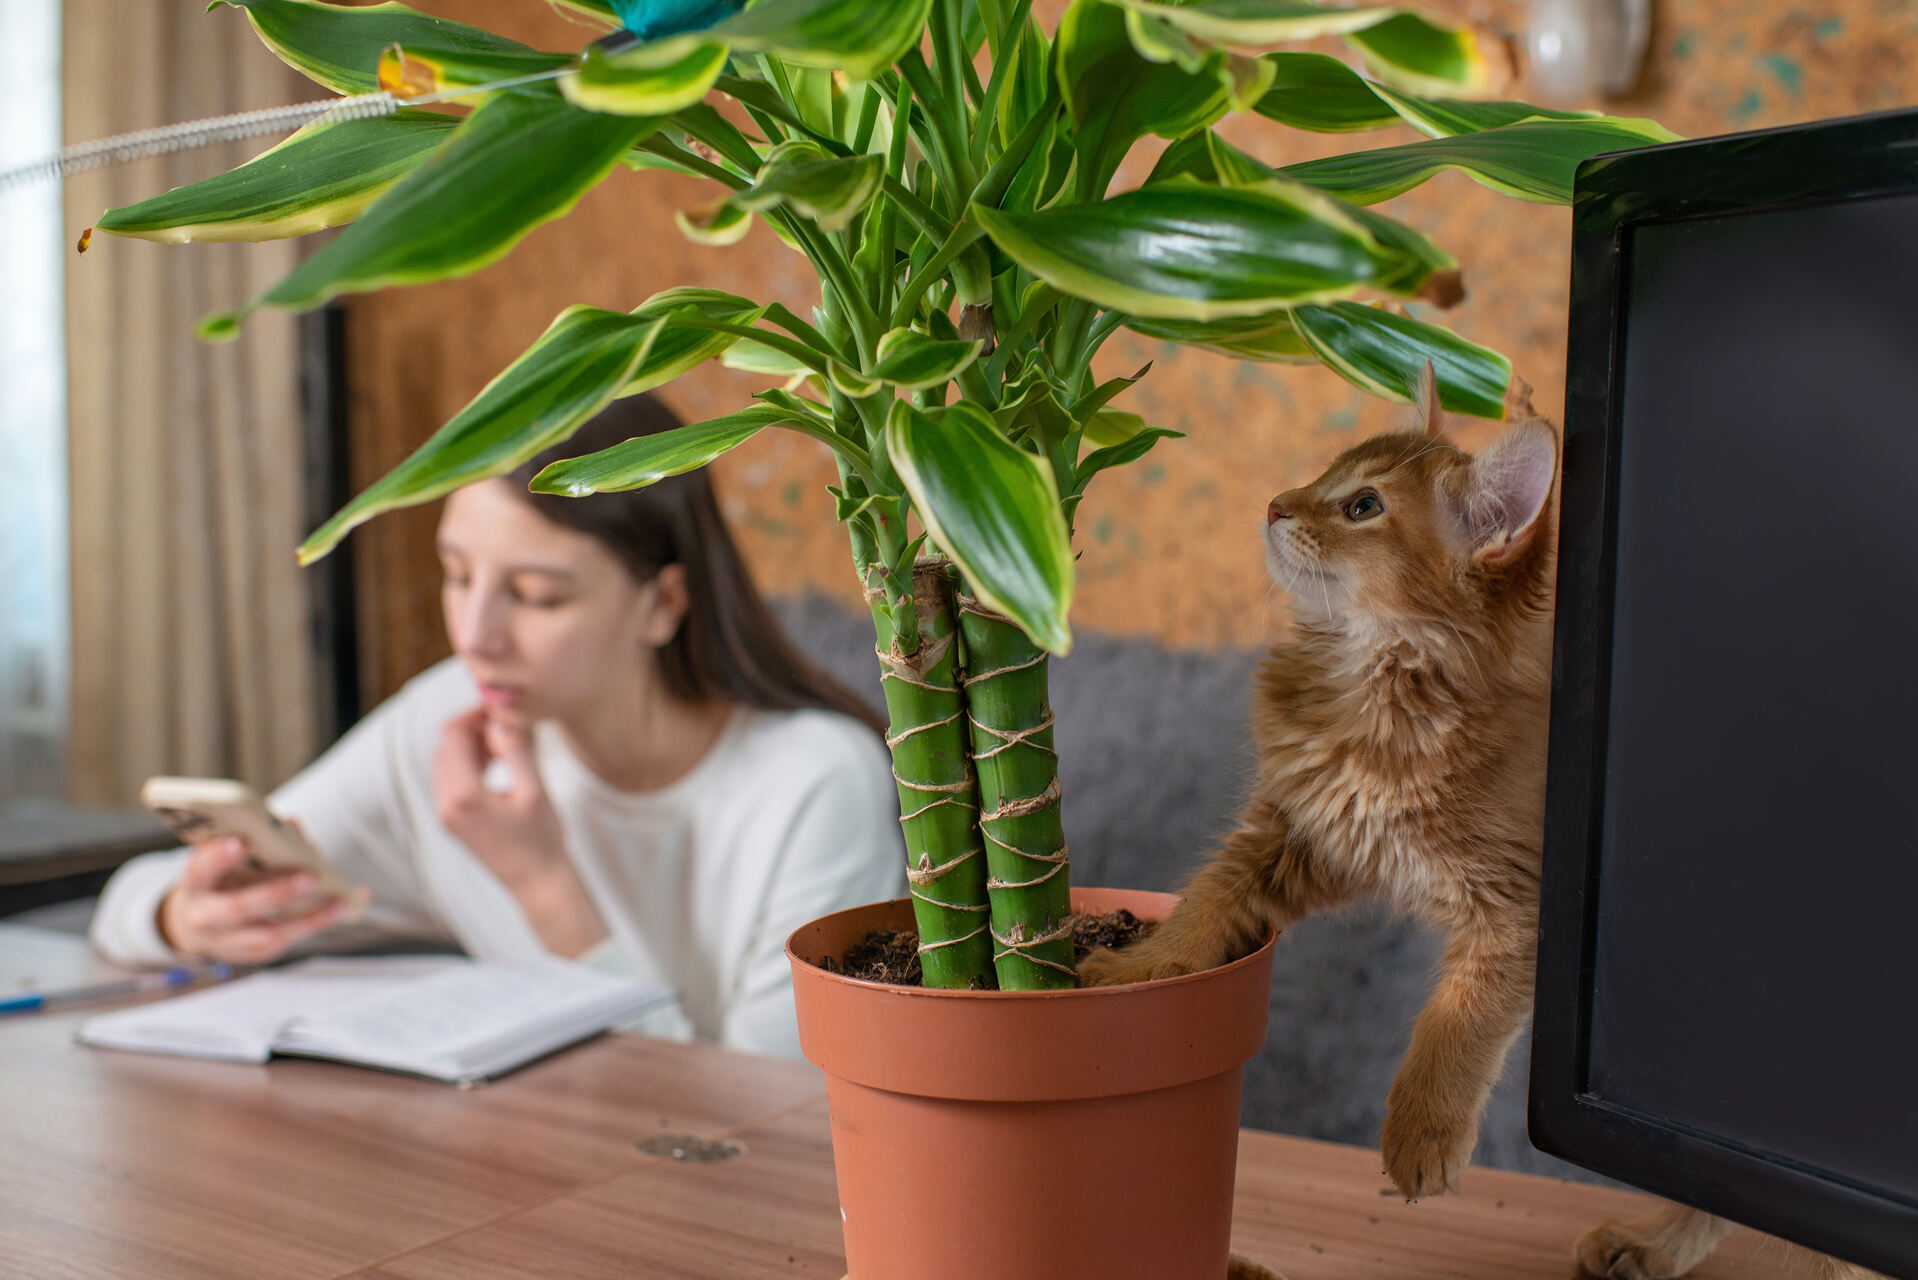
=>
[483,716,545,805]
[434,708,491,804]
[214,895,358,965]
[179,838,250,893]
[204,871,323,931]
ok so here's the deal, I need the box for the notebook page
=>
[275,958,662,1079]
[77,956,461,1063]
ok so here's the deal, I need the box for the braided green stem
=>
[956,583,1076,988]
[869,558,995,988]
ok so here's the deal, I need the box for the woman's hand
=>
[433,708,606,956]
[158,837,365,965]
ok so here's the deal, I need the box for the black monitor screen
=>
[1589,192,1918,1201]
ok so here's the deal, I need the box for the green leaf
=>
[1074,424,1183,492]
[1105,0,1397,44]
[721,336,814,376]
[94,109,456,244]
[1069,362,1150,423]
[210,0,548,95]
[886,400,1075,654]
[730,140,884,232]
[708,0,936,80]
[1365,82,1604,137]
[1291,301,1510,417]
[529,405,792,495]
[992,357,1075,446]
[375,44,571,99]
[204,90,660,335]
[1194,132,1456,297]
[869,327,984,391]
[1122,7,1214,71]
[1081,408,1148,446]
[1283,117,1677,205]
[627,288,770,392]
[1124,311,1315,362]
[1103,0,1499,93]
[1253,52,1399,131]
[562,36,729,116]
[974,176,1407,319]
[997,14,1052,147]
[1055,0,1241,199]
[1341,11,1490,96]
[827,358,882,397]
[548,0,621,21]
[298,308,667,563]
[674,198,754,245]
[1248,52,1647,140]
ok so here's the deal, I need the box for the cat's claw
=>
[1378,1104,1472,1200]
[1574,1221,1687,1279]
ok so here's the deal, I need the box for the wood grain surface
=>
[0,927,825,1280]
[359,1102,1821,1280]
[0,927,1814,1280]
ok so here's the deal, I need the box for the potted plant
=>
[91,0,1673,1273]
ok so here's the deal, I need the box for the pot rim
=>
[784,889,1276,1002]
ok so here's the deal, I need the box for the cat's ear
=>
[1409,362,1444,438]
[1464,421,1557,564]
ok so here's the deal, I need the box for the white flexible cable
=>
[0,68,574,194]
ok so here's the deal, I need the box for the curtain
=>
[62,1,319,805]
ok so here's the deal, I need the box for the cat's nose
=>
[1267,498,1291,524]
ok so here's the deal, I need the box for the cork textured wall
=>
[341,0,1918,702]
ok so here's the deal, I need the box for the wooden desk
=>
[0,927,1806,1280]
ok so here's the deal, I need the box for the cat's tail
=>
[1228,1254,1290,1280]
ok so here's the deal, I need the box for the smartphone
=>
[140,776,361,911]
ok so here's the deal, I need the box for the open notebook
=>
[77,955,675,1084]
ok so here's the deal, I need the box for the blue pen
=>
[0,963,233,1014]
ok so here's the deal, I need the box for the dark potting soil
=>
[820,928,923,986]
[819,910,1156,988]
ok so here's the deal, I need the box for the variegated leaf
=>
[93,110,456,244]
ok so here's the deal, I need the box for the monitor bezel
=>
[1530,107,1918,1280]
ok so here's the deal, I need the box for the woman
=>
[90,396,904,1059]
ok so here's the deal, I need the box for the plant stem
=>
[898,51,975,210]
[956,584,1076,989]
[969,0,1037,168]
[969,89,1059,210]
[870,558,995,989]
[890,217,986,331]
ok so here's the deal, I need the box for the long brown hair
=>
[506,395,885,735]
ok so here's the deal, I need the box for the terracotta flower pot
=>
[786,886,1277,1280]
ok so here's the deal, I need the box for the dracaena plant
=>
[94,0,1673,990]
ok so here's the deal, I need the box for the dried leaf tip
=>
[378,45,439,98]
[957,303,994,356]
[1418,269,1465,309]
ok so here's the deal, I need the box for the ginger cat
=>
[1081,370,1887,1280]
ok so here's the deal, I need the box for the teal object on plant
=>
[608,0,746,40]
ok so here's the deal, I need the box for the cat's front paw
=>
[1076,945,1164,987]
[1379,1101,1474,1200]
[1077,935,1219,986]
[1575,1220,1686,1279]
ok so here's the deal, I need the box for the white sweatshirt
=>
[89,658,905,1059]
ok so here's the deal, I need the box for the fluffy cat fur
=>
[1081,368,1886,1280]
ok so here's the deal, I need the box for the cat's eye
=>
[1345,490,1384,522]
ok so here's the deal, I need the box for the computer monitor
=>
[1531,108,1918,1279]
